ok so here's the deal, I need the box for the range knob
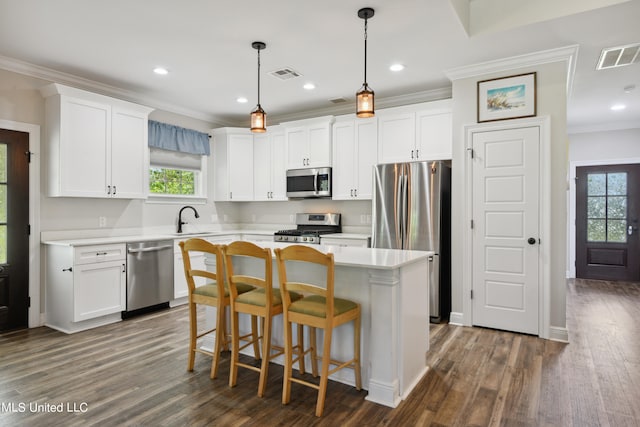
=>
[302,237,307,242]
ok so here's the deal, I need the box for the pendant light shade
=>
[356,7,375,118]
[250,41,267,133]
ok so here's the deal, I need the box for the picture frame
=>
[477,72,537,123]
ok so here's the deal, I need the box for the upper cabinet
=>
[41,83,153,198]
[253,126,287,201]
[282,116,333,169]
[212,127,254,201]
[378,99,452,164]
[332,116,378,200]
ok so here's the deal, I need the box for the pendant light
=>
[356,7,375,118]
[250,41,267,133]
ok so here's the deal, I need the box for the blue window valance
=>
[148,120,210,156]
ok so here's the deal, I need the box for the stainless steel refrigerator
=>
[371,160,451,322]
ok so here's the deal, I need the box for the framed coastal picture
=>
[477,72,536,122]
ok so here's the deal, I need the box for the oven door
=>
[286,167,331,198]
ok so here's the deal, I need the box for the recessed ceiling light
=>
[236,97,248,103]
[610,104,626,111]
[153,67,169,75]
[390,63,405,72]
[303,83,316,90]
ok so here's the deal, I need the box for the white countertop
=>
[41,230,426,270]
[40,229,272,246]
[214,239,431,270]
[320,233,371,240]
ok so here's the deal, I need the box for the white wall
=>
[450,60,569,334]
[566,127,640,277]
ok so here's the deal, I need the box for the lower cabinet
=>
[45,243,126,333]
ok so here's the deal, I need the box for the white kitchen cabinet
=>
[41,83,153,198]
[45,243,126,333]
[332,116,378,200]
[377,100,452,164]
[212,128,254,201]
[415,105,453,160]
[253,126,286,201]
[283,116,333,169]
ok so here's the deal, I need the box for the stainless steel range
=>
[274,213,341,244]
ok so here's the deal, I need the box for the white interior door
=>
[472,126,540,335]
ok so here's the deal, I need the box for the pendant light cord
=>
[363,17,368,85]
[257,48,261,106]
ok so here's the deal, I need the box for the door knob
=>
[527,237,536,245]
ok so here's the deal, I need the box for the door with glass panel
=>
[576,164,640,281]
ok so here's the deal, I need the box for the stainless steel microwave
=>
[286,167,332,198]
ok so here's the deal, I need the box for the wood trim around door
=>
[462,116,553,340]
[0,120,41,328]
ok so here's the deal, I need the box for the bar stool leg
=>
[282,317,293,404]
[297,324,306,375]
[309,327,319,377]
[187,301,197,372]
[316,326,333,417]
[229,310,240,387]
[257,314,271,397]
[354,312,362,390]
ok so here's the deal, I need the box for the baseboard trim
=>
[449,312,464,326]
[548,326,569,343]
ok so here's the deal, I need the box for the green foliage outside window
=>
[149,167,196,195]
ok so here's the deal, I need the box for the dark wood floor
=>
[1,278,639,426]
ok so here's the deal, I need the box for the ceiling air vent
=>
[268,68,302,80]
[329,97,348,104]
[596,43,640,70]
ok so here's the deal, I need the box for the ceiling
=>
[0,0,638,133]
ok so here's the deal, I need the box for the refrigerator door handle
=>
[400,173,408,247]
[396,174,404,245]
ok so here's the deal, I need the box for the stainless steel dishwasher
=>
[124,240,174,317]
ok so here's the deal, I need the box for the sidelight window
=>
[0,144,6,263]
[586,172,627,242]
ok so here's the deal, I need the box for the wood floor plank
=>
[1,278,639,426]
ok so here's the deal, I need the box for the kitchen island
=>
[204,240,432,408]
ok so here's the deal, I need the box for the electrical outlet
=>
[211,214,218,222]
[99,216,107,228]
[360,214,366,224]
[223,214,228,222]
[366,214,372,224]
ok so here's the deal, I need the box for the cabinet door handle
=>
[122,263,126,273]
[416,149,419,158]
[354,188,358,197]
[62,267,73,272]
[96,252,108,256]
[411,150,414,159]
[350,189,354,197]
[113,185,117,195]
[229,191,232,200]
[107,185,111,195]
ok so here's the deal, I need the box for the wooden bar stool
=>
[274,245,362,417]
[179,238,255,379]
[222,241,304,397]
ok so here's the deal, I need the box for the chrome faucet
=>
[177,206,200,233]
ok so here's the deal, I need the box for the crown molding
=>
[444,45,579,96]
[0,54,228,126]
[267,86,453,124]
